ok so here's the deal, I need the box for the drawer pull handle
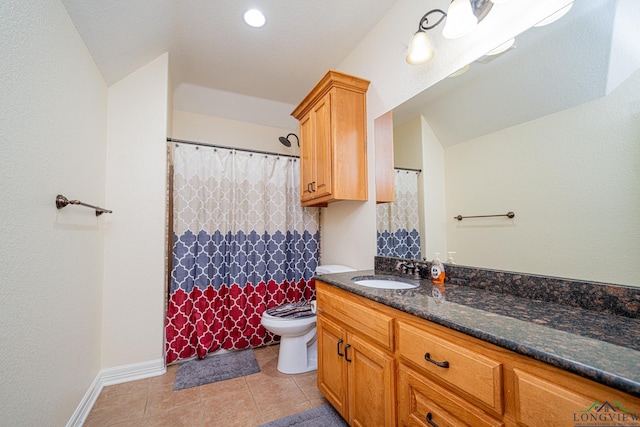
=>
[424,352,449,368]
[426,412,439,427]
[337,339,344,357]
[307,182,313,193]
[344,344,352,362]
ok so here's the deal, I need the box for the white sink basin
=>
[351,276,418,290]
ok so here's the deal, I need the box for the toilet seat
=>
[262,312,316,322]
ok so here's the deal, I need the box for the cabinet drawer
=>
[317,284,393,350]
[398,364,504,427]
[397,320,503,413]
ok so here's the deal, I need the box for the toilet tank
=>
[316,265,356,275]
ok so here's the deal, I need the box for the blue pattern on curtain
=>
[376,169,421,260]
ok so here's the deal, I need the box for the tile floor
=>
[84,345,328,427]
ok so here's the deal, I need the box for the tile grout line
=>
[244,371,267,423]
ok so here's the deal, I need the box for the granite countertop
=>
[315,269,640,398]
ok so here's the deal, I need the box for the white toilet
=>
[261,265,355,374]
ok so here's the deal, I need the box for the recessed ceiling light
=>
[243,9,266,28]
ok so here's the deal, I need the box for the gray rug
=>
[173,349,260,390]
[259,404,348,427]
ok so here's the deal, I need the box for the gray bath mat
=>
[259,404,348,427]
[173,349,260,390]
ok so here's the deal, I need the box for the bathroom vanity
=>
[315,269,640,427]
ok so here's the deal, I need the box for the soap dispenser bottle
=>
[430,253,446,285]
[446,251,456,264]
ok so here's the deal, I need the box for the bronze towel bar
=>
[55,195,112,216]
[454,211,514,221]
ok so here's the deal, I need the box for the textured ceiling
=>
[60,0,399,106]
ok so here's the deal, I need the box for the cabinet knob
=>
[337,339,344,357]
[424,352,449,368]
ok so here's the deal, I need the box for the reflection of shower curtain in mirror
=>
[377,170,421,260]
[165,143,320,364]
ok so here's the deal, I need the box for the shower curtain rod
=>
[167,138,300,160]
[395,167,422,173]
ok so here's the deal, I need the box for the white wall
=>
[174,83,299,131]
[0,0,107,425]
[102,53,170,367]
[172,110,299,156]
[420,117,447,261]
[445,69,640,286]
[323,0,574,270]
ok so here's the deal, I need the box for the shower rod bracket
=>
[56,194,112,216]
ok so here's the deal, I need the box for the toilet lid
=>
[266,302,314,319]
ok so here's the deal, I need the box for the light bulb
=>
[442,0,478,39]
[406,31,435,65]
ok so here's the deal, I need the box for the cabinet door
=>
[311,93,332,199]
[513,369,597,427]
[347,332,396,427]
[299,112,315,202]
[317,315,348,419]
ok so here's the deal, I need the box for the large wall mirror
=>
[376,0,639,287]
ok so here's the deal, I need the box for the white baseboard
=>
[101,358,166,386]
[67,358,166,427]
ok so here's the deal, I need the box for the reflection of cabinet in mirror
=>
[292,70,370,207]
[375,110,395,203]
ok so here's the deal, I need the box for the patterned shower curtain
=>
[165,143,320,364]
[377,169,421,260]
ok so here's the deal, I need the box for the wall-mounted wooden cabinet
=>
[292,70,370,207]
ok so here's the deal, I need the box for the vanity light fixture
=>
[406,9,446,65]
[447,63,471,78]
[406,0,494,65]
[442,0,478,39]
[485,37,515,55]
[243,9,266,28]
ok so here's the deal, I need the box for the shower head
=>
[279,133,299,147]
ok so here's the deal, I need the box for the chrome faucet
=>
[396,261,421,279]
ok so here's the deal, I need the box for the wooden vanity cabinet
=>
[292,70,370,207]
[316,281,640,427]
[316,281,396,426]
